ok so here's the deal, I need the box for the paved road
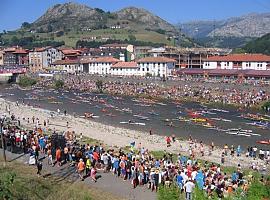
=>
[1,148,157,200]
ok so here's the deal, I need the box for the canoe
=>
[257,140,270,145]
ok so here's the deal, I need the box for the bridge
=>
[0,67,27,83]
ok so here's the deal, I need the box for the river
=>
[0,84,269,149]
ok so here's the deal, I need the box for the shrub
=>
[18,76,37,87]
[54,80,64,89]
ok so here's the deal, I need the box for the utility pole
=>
[0,117,6,167]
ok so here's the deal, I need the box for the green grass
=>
[0,161,122,200]
[3,28,172,47]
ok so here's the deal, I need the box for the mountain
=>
[31,3,109,32]
[114,7,178,33]
[30,3,179,35]
[178,13,270,38]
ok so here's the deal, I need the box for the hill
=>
[0,2,194,48]
[242,33,270,55]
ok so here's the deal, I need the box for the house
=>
[83,57,120,75]
[60,49,82,60]
[137,56,176,77]
[3,47,29,66]
[0,50,4,65]
[203,54,270,70]
[51,59,82,73]
[100,43,135,60]
[111,62,138,76]
[29,47,63,71]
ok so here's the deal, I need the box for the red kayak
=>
[257,140,270,145]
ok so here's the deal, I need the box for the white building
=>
[203,54,270,70]
[137,56,176,77]
[29,47,63,71]
[84,57,120,75]
[111,62,138,76]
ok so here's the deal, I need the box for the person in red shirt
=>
[55,147,62,167]
[166,136,171,147]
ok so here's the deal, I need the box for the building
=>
[60,49,82,60]
[163,47,232,69]
[111,62,138,76]
[203,54,270,70]
[137,56,176,77]
[3,47,29,66]
[83,57,120,75]
[0,50,4,65]
[29,47,63,71]
[51,59,82,73]
[100,43,135,60]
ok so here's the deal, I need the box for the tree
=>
[95,8,105,13]
[56,31,64,37]
[54,80,65,89]
[47,24,53,32]
[10,36,19,45]
[128,34,136,42]
[21,22,31,29]
[95,80,103,93]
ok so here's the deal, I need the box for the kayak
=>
[257,140,270,145]
[120,122,146,126]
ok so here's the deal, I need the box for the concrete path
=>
[1,149,157,200]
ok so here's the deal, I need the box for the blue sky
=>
[1,0,270,31]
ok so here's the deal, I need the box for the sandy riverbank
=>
[0,98,267,169]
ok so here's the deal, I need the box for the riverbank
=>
[1,98,268,170]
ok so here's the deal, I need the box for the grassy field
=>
[2,28,173,47]
[0,161,122,200]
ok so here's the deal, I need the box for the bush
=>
[54,80,64,89]
[18,76,37,87]
[95,80,103,93]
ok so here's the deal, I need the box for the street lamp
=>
[0,115,7,166]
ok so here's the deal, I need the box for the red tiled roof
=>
[137,56,176,63]
[52,59,79,65]
[100,43,130,48]
[89,57,120,63]
[112,62,138,68]
[61,49,81,55]
[13,49,28,54]
[207,54,270,62]
[35,46,52,52]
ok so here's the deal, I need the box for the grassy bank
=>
[0,160,122,200]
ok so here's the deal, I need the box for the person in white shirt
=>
[184,179,195,200]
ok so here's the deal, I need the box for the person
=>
[153,169,160,192]
[184,179,195,200]
[90,166,97,182]
[221,153,225,164]
[166,136,171,147]
[47,147,53,165]
[37,161,43,177]
[64,146,69,163]
[176,171,184,191]
[85,156,91,176]
[55,147,62,167]
[77,158,85,181]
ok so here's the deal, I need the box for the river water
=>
[0,84,269,149]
